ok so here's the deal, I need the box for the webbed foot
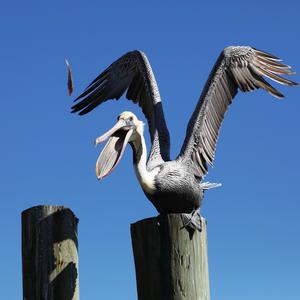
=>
[181,210,202,232]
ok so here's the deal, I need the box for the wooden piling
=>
[22,205,79,300]
[131,214,210,300]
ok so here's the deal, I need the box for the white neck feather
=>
[132,126,157,195]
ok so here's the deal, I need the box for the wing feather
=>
[71,51,170,165]
[179,46,297,178]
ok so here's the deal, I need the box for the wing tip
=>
[253,47,281,61]
[270,91,284,99]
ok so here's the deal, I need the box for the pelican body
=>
[147,160,203,214]
[72,47,297,229]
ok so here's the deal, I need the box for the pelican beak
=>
[94,119,135,180]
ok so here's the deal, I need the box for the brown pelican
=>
[71,47,297,230]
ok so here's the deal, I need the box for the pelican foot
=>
[181,210,202,232]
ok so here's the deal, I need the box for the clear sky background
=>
[0,1,299,299]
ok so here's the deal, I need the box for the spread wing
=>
[71,51,170,165]
[179,46,297,178]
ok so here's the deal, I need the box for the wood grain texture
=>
[22,205,79,300]
[131,214,210,300]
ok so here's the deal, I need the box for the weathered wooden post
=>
[22,205,79,300]
[131,214,210,300]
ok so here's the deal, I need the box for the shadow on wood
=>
[131,214,210,300]
[22,205,79,300]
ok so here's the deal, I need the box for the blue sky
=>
[0,1,299,299]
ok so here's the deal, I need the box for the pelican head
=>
[94,111,144,179]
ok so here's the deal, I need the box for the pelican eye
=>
[129,116,133,122]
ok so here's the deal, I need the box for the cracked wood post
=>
[131,214,210,300]
[22,205,79,300]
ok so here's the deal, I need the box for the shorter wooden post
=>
[22,205,79,300]
[131,214,210,300]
